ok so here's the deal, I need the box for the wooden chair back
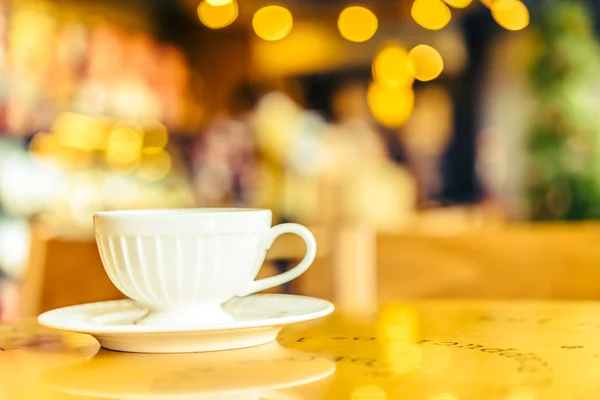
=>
[20,223,124,317]
[329,222,600,314]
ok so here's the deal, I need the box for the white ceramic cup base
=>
[137,304,234,326]
[93,208,317,326]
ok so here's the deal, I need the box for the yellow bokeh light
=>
[338,6,378,43]
[51,112,108,151]
[408,44,444,82]
[372,43,414,87]
[206,0,232,5]
[138,149,172,181]
[491,0,530,31]
[106,156,140,175]
[29,132,61,157]
[481,0,494,7]
[141,120,169,153]
[411,0,451,31]
[106,126,143,165]
[253,5,293,41]
[444,0,472,8]
[197,0,238,29]
[367,82,415,128]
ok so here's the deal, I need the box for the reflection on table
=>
[4,300,600,399]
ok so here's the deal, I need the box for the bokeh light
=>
[372,43,414,87]
[338,6,378,43]
[377,305,421,374]
[481,0,494,6]
[29,132,62,157]
[444,0,472,8]
[206,0,232,5]
[106,125,143,166]
[491,0,530,31]
[141,120,169,153]
[51,112,107,151]
[253,5,293,41]
[411,0,451,31]
[367,82,415,127]
[408,44,444,82]
[197,0,238,29]
[138,149,172,181]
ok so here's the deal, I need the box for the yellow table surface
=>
[3,300,600,399]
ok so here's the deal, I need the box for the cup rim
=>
[94,208,271,218]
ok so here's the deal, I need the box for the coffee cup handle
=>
[238,223,317,296]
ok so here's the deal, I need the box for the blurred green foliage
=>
[527,0,600,220]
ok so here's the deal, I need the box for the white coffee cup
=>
[93,208,316,326]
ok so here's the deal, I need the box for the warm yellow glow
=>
[106,126,143,165]
[206,0,232,5]
[29,132,61,156]
[367,82,415,127]
[444,0,472,8]
[138,149,172,181]
[197,0,238,29]
[337,6,378,43]
[252,22,342,76]
[481,0,494,6]
[141,120,169,153]
[411,0,451,31]
[403,85,453,152]
[377,304,421,374]
[51,112,107,151]
[491,0,530,31]
[429,394,459,400]
[408,45,444,82]
[351,385,388,400]
[507,388,537,400]
[62,148,93,170]
[253,5,293,41]
[106,156,140,175]
[372,43,414,87]
[29,131,92,169]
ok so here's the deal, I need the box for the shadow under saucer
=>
[41,341,336,399]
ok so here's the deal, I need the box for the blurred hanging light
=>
[197,0,238,29]
[491,0,529,31]
[408,45,444,82]
[372,43,414,87]
[444,0,472,8]
[253,5,293,41]
[337,6,378,43]
[367,82,415,128]
[411,0,451,31]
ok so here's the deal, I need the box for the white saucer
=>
[38,294,334,353]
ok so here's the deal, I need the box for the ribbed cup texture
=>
[96,233,263,309]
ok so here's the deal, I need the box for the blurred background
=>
[3,0,600,319]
